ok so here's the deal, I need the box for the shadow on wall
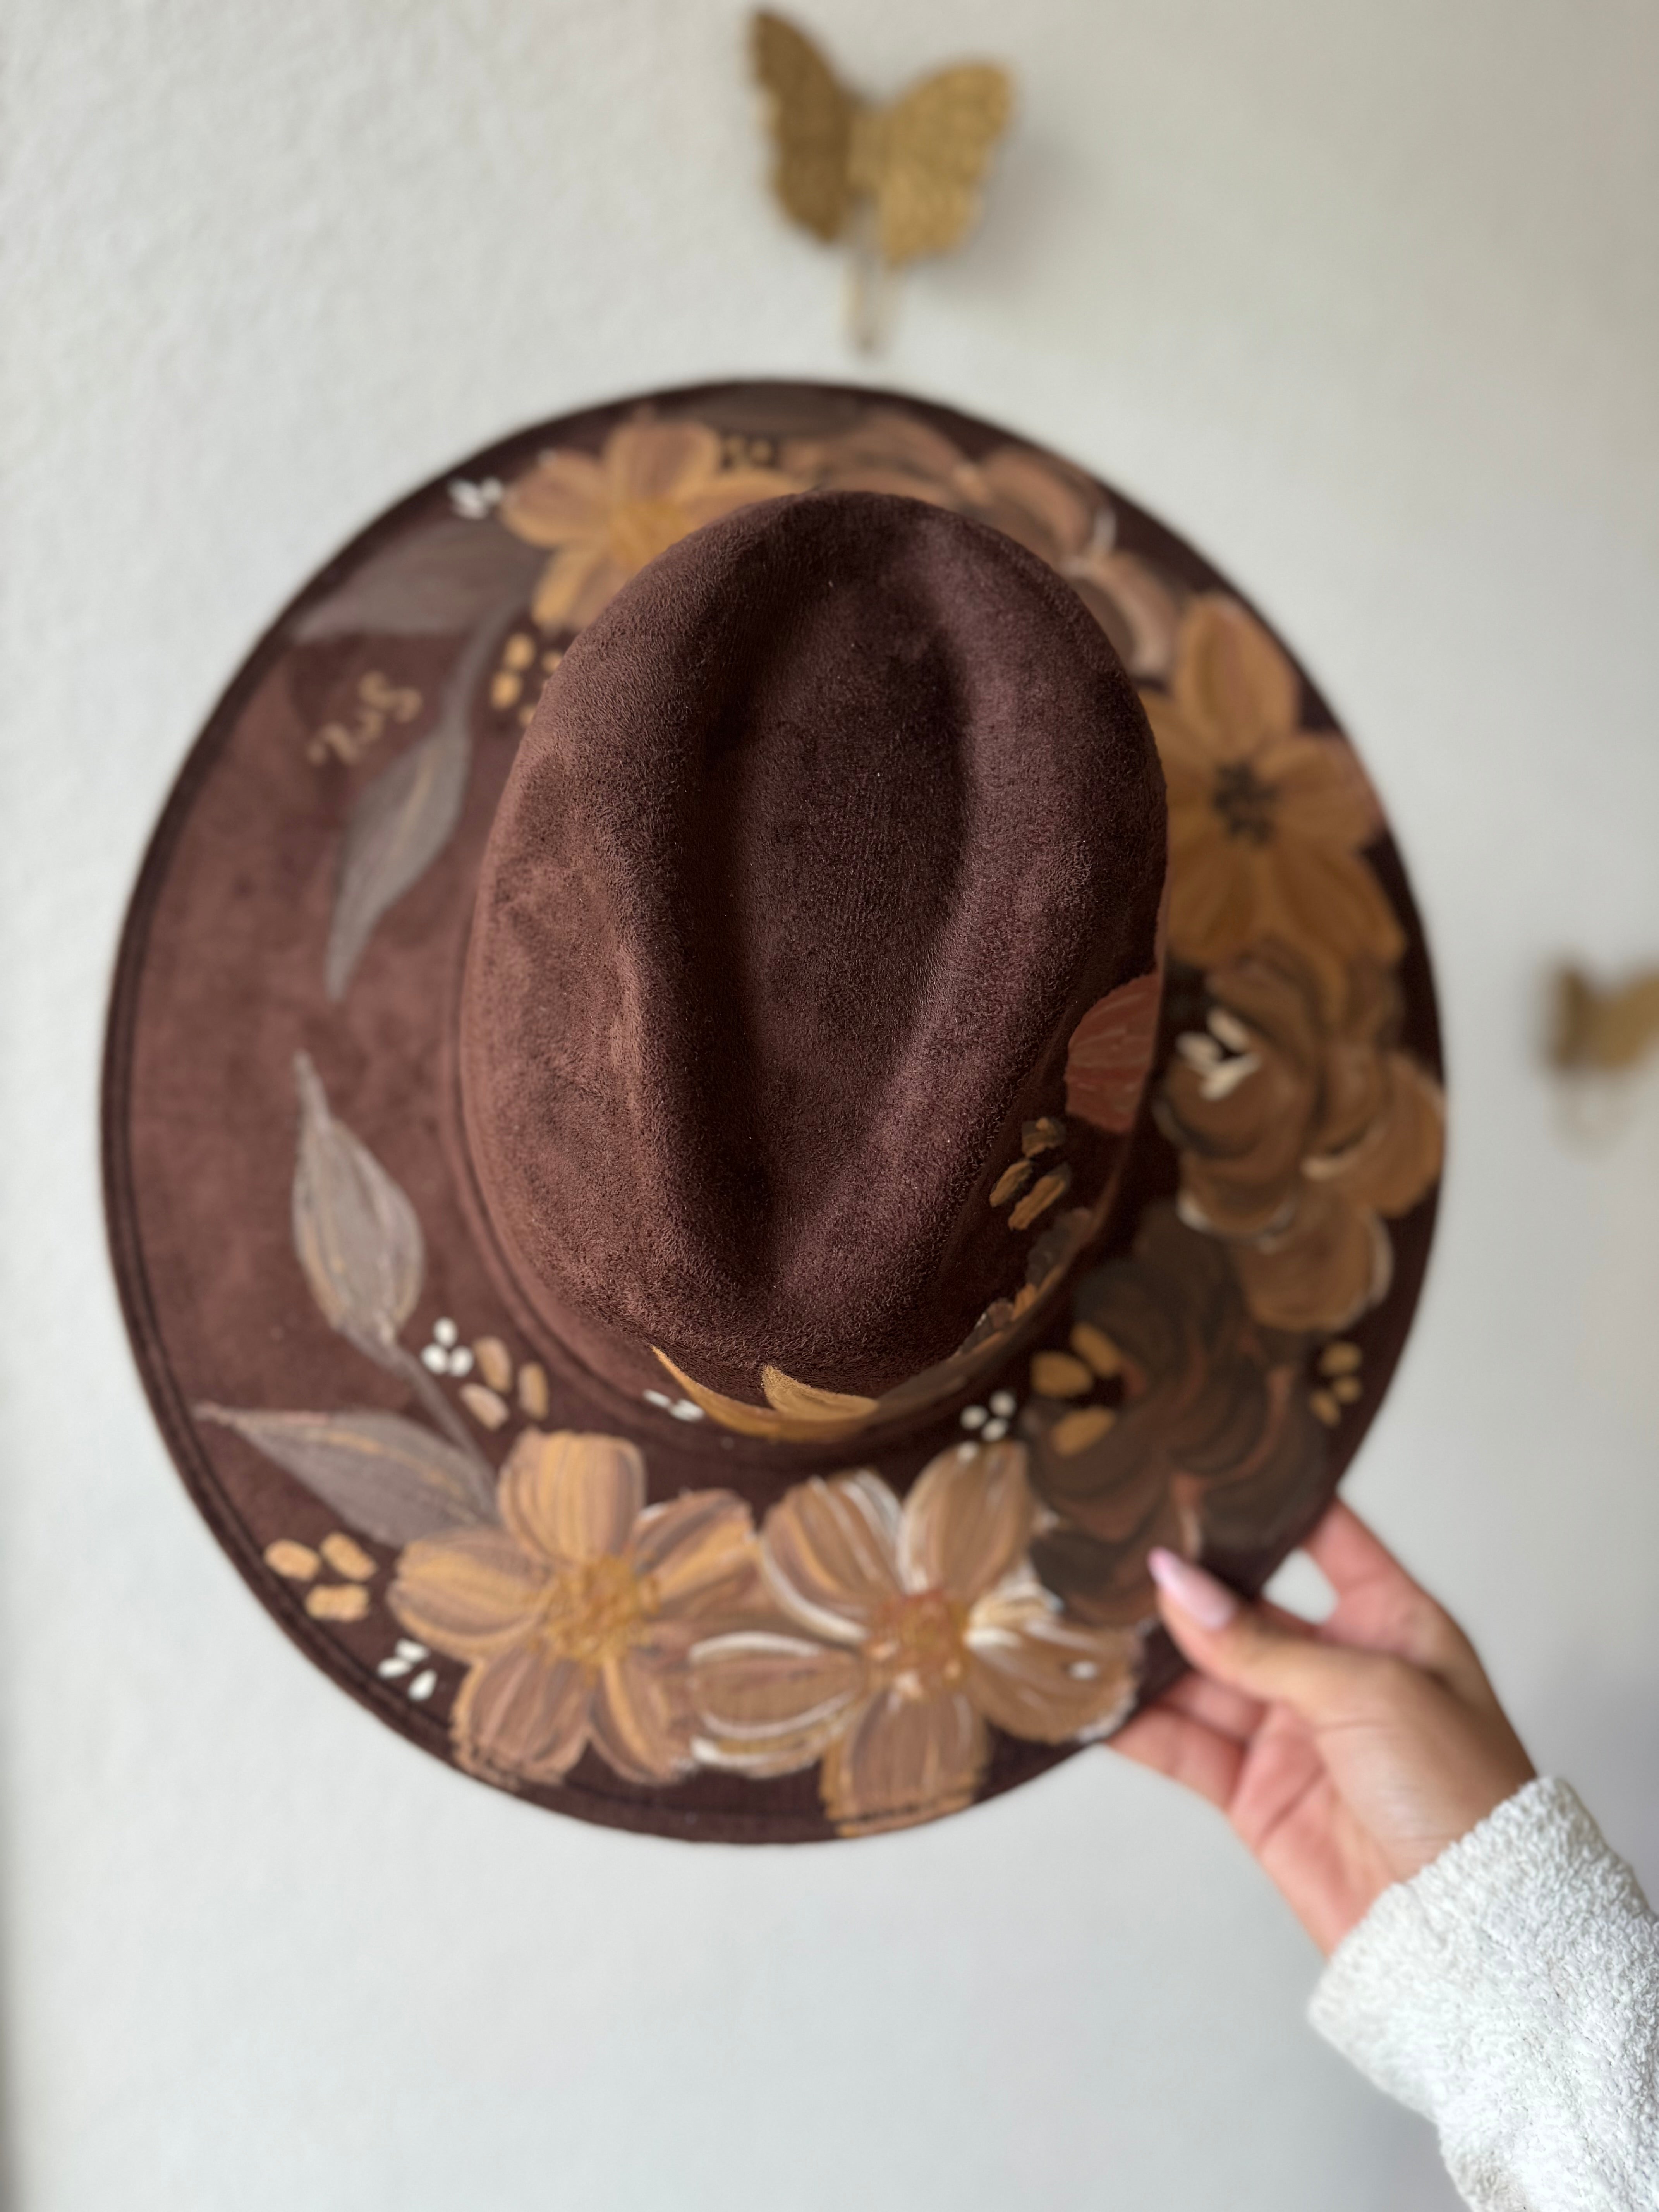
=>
[0,1838,16,2212]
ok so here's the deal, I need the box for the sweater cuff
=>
[1308,1776,1659,2190]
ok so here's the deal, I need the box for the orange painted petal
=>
[819,1687,988,1836]
[676,469,799,526]
[761,1472,904,1639]
[1070,550,1180,680]
[859,412,970,477]
[650,1351,789,1438]
[1267,841,1407,980]
[965,1573,1141,1742]
[791,409,967,486]
[1177,1164,1297,1240]
[1166,839,1264,972]
[628,1489,759,1619]
[452,1644,592,1786]
[499,451,609,547]
[975,445,1096,560]
[1207,946,1325,1062]
[760,1366,879,1423]
[1310,1054,1445,1215]
[1171,595,1299,756]
[1065,970,1163,1132]
[605,418,723,501]
[899,1441,1034,1604]
[565,554,633,630]
[689,1632,866,1774]
[1261,732,1383,850]
[389,1528,546,1659]
[1142,692,1221,779]
[499,1430,644,1565]
[1315,1037,1391,1157]
[589,1650,693,1784]
[1233,1186,1391,1333]
[651,1349,876,1443]
[532,543,613,629]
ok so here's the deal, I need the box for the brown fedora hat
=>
[104,381,1444,1843]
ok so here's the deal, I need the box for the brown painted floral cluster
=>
[1019,1205,1328,1625]
[1158,944,1443,1333]
[1015,599,1443,1621]
[1142,596,1443,1336]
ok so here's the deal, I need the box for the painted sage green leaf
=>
[197,1406,499,1542]
[292,1052,422,1366]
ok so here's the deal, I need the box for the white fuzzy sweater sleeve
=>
[1309,1779,1659,2208]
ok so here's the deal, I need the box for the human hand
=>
[1111,1502,1536,1956]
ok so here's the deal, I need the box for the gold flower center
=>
[538,1554,652,1673]
[866,1589,968,1698]
[1211,760,1279,845]
[608,497,692,574]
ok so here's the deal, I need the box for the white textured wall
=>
[4,3,1658,2206]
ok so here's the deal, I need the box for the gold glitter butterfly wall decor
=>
[750,10,1013,351]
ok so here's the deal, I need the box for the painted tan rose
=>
[1024,1204,1327,1626]
[1157,943,1444,1334]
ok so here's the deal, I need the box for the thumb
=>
[1147,1547,1380,1725]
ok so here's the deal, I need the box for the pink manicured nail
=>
[1148,1548,1239,1631]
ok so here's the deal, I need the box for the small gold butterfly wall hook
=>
[750,10,1014,352]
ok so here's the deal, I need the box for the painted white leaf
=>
[292,1052,423,1365]
[198,1406,499,1543]
[325,712,472,1001]
[292,519,541,641]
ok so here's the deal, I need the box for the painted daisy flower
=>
[690,1441,1140,1836]
[1144,595,1404,1012]
[498,417,800,631]
[390,1431,759,1789]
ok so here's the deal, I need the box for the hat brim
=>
[103,381,1441,1844]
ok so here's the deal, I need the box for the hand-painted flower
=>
[1144,597,1404,1010]
[388,1430,760,1790]
[781,410,1180,677]
[1156,943,1443,1334]
[689,1441,1139,1836]
[1065,970,1164,1133]
[498,418,800,631]
[1024,1205,1327,1627]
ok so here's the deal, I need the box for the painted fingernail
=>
[1148,1548,1239,1631]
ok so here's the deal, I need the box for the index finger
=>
[1304,1501,1480,1683]
[1304,1500,1421,1607]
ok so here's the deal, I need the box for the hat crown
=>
[459,490,1166,1415]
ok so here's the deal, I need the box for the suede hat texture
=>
[105,381,1444,1843]
[463,490,1166,1412]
